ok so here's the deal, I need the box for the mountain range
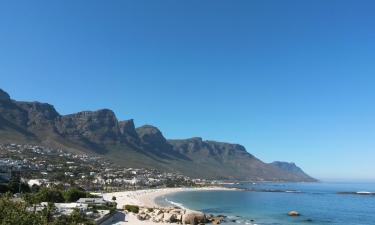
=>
[0,89,316,181]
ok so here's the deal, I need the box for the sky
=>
[0,0,375,181]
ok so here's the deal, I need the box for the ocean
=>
[155,182,375,225]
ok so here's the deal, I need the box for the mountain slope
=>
[270,161,315,181]
[168,138,316,181]
[0,89,316,181]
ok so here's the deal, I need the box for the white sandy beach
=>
[102,187,234,225]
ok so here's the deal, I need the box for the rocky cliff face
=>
[0,89,11,101]
[119,119,140,145]
[169,138,252,158]
[167,138,316,181]
[136,125,172,150]
[134,125,192,161]
[0,89,126,149]
[15,101,59,131]
[0,88,316,181]
[56,109,121,145]
[119,119,138,138]
[0,100,28,128]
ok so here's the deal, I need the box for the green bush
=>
[36,188,65,203]
[63,188,87,202]
[7,181,30,194]
[124,205,139,213]
[0,196,43,225]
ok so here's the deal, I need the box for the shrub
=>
[64,188,87,202]
[124,204,139,213]
[7,180,30,194]
[0,196,43,225]
[36,188,65,203]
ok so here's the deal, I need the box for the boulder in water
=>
[182,212,207,224]
[288,210,300,216]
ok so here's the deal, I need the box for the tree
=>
[41,202,56,223]
[64,188,87,202]
[30,184,40,193]
[0,196,44,225]
[7,180,30,194]
[36,188,65,203]
[23,193,39,213]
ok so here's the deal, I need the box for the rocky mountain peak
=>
[0,89,11,102]
[188,137,203,142]
[68,109,118,126]
[119,119,140,145]
[72,108,115,118]
[136,125,164,137]
[136,125,169,148]
[16,101,60,120]
[119,119,136,135]
[169,138,252,158]
[56,109,121,144]
[15,101,60,130]
[271,161,297,168]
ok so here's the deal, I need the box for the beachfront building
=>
[76,198,108,206]
[54,202,88,215]
[30,202,89,215]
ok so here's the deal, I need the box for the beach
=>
[102,187,234,225]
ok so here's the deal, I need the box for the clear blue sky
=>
[1,0,375,181]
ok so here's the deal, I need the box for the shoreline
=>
[102,186,236,224]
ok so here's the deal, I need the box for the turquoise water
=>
[156,182,375,225]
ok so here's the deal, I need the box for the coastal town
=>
[0,143,229,225]
[0,143,203,190]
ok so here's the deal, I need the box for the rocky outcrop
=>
[288,210,300,216]
[119,119,140,144]
[119,119,137,137]
[125,206,226,225]
[136,125,171,150]
[0,89,11,102]
[169,138,253,158]
[0,99,29,128]
[210,215,226,225]
[135,125,193,161]
[15,101,59,131]
[182,212,208,224]
[55,109,121,145]
[0,90,58,131]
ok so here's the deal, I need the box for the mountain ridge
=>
[0,89,316,181]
